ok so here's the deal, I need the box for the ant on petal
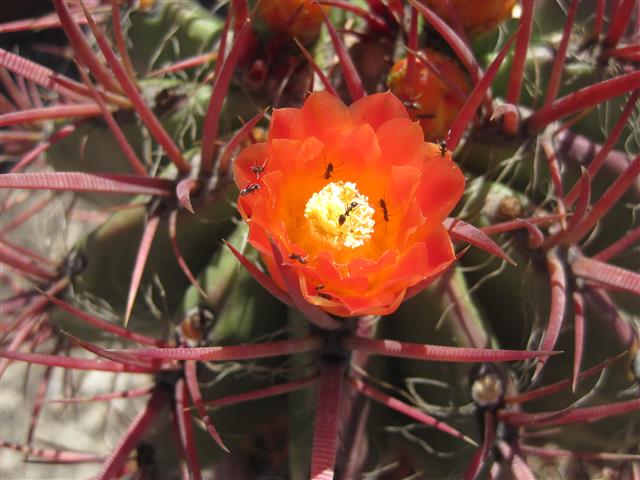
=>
[323,162,334,180]
[240,183,260,196]
[289,254,308,264]
[437,139,447,158]
[313,284,333,300]
[378,198,390,222]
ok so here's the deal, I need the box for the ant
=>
[378,198,390,222]
[323,162,334,180]
[289,254,308,264]
[250,159,267,179]
[437,139,447,157]
[338,202,358,226]
[240,183,260,196]
[251,165,264,176]
[402,99,421,110]
[314,284,333,300]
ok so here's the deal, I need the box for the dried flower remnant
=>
[233,91,465,317]
[387,49,470,140]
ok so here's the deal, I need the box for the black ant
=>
[378,198,389,222]
[289,254,308,264]
[338,201,358,226]
[402,99,421,110]
[323,162,334,180]
[314,284,333,300]
[437,139,447,157]
[240,183,260,196]
[250,159,267,179]
[322,153,341,180]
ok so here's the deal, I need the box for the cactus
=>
[1,1,639,479]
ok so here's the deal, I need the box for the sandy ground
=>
[1,359,152,479]
[0,191,153,479]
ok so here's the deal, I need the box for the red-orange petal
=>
[376,243,430,293]
[269,108,298,140]
[377,118,425,168]
[422,223,456,272]
[415,156,465,222]
[234,143,269,189]
[350,91,409,130]
[289,91,352,144]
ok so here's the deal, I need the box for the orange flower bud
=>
[255,0,328,43]
[420,0,517,35]
[387,49,470,141]
[233,91,465,317]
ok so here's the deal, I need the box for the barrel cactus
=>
[1,1,638,479]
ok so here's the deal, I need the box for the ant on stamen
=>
[437,139,447,157]
[289,254,308,264]
[338,201,358,226]
[240,183,260,196]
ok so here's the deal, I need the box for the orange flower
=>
[233,91,465,317]
[387,49,470,141]
[420,0,517,35]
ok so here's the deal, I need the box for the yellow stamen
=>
[304,181,375,249]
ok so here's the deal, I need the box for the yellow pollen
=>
[304,181,375,249]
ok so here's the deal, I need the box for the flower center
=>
[304,181,375,249]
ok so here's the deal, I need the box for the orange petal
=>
[289,91,352,144]
[350,91,409,130]
[382,165,422,245]
[335,124,380,168]
[233,143,269,188]
[262,255,287,293]
[253,172,285,220]
[387,164,421,210]
[293,136,326,174]
[376,243,429,293]
[269,108,299,140]
[328,124,382,198]
[237,167,281,221]
[377,118,425,167]
[415,156,465,222]
[266,138,305,174]
[423,224,456,273]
